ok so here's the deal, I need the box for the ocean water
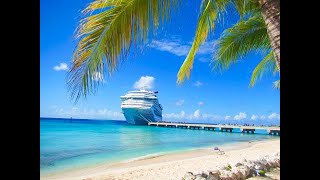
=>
[40,118,279,175]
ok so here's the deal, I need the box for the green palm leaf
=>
[273,80,280,90]
[68,0,180,102]
[177,0,229,84]
[233,0,261,19]
[214,15,271,71]
[249,51,276,87]
[233,0,247,19]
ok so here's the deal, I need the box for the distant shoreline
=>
[41,138,280,180]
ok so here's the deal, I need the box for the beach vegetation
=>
[258,170,266,176]
[226,164,232,171]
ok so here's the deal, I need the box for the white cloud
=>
[53,63,69,71]
[251,115,259,120]
[157,110,281,126]
[180,111,186,118]
[92,72,104,82]
[164,111,186,119]
[164,110,222,121]
[164,110,200,120]
[176,99,185,106]
[133,76,155,90]
[149,39,217,57]
[149,39,190,56]
[97,108,123,119]
[194,109,200,119]
[268,113,280,120]
[193,81,203,87]
[161,110,280,124]
[234,112,247,120]
[198,41,218,55]
[202,114,222,120]
[198,101,204,106]
[52,107,124,120]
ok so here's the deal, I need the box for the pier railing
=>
[148,122,280,136]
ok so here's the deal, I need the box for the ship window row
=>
[123,97,157,99]
[122,103,152,106]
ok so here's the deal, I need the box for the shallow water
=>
[40,118,279,174]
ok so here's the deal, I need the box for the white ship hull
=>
[122,106,161,125]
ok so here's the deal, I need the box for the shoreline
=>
[41,138,279,180]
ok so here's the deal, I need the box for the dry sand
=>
[41,139,280,180]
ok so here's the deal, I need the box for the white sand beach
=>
[41,139,280,180]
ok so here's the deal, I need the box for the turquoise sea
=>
[40,118,279,175]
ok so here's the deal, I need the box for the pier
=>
[148,122,280,136]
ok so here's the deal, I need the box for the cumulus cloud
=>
[52,107,124,120]
[97,109,123,119]
[53,63,69,71]
[198,41,218,55]
[164,111,186,119]
[193,109,200,119]
[149,39,217,57]
[193,81,203,87]
[149,39,190,56]
[234,112,247,120]
[176,99,185,106]
[133,76,155,90]
[251,115,259,120]
[202,113,222,120]
[164,110,199,120]
[164,110,222,121]
[198,101,204,106]
[161,111,279,124]
[268,113,280,120]
[180,111,186,118]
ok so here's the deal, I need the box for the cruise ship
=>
[120,89,162,125]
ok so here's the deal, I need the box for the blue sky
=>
[40,0,280,125]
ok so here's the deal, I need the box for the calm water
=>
[40,118,279,174]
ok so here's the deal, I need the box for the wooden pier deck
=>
[148,122,280,136]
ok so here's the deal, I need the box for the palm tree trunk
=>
[259,0,280,73]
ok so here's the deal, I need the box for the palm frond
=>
[82,0,123,14]
[232,0,246,19]
[212,0,230,12]
[68,0,180,102]
[177,0,228,84]
[243,0,260,17]
[214,15,270,71]
[249,51,276,87]
[273,61,278,75]
[232,0,261,19]
[273,80,280,90]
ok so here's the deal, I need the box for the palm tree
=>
[259,0,280,72]
[214,13,279,87]
[176,0,280,83]
[68,0,280,101]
